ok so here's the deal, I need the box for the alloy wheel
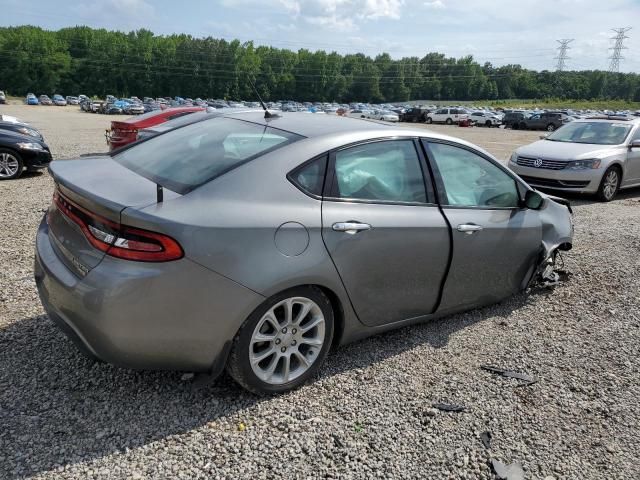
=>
[249,297,325,385]
[0,152,19,178]
[603,169,619,200]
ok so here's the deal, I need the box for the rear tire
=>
[485,120,492,128]
[597,166,621,202]
[546,123,556,132]
[426,117,433,124]
[226,286,334,395]
[0,149,24,180]
[512,123,519,130]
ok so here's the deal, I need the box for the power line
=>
[608,27,631,73]
[554,39,573,71]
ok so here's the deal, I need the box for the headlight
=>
[17,142,45,151]
[17,127,39,138]
[509,152,518,163]
[566,159,601,170]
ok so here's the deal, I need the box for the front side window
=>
[427,142,519,208]
[114,117,302,193]
[330,140,427,203]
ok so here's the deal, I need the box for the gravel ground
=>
[1,105,639,479]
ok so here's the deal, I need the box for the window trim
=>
[421,138,526,211]
[323,137,437,207]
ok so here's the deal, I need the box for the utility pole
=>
[608,27,631,73]
[554,39,574,71]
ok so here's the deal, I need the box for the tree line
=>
[0,25,638,103]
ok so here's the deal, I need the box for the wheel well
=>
[313,285,345,349]
[608,163,623,180]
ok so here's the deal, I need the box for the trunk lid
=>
[47,156,179,276]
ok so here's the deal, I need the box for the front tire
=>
[0,149,24,180]
[426,117,433,124]
[445,118,453,125]
[546,123,556,132]
[485,120,492,128]
[226,286,334,395]
[597,166,621,202]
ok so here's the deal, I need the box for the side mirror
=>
[540,134,549,140]
[524,190,544,210]
[630,140,640,149]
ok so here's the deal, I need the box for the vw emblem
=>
[533,158,543,167]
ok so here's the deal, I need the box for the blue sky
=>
[2,0,639,72]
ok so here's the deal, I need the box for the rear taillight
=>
[51,190,183,262]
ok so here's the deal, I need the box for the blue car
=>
[26,93,39,105]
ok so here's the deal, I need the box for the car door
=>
[625,127,640,183]
[321,139,451,327]
[422,140,542,310]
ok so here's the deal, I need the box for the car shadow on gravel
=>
[1,291,535,478]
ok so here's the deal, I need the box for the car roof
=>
[575,116,640,124]
[221,110,391,137]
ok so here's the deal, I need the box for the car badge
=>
[534,158,543,167]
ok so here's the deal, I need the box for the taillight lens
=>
[52,189,183,262]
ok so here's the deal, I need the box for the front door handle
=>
[332,222,372,235]
[457,223,483,235]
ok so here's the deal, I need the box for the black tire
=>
[597,166,621,202]
[485,120,492,128]
[546,123,556,132]
[445,118,453,125]
[519,122,527,130]
[426,117,433,124]
[226,286,334,395]
[511,123,519,130]
[0,148,24,180]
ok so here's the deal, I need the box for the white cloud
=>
[78,0,155,26]
[423,0,444,9]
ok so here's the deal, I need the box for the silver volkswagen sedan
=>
[35,111,573,394]
[509,116,640,201]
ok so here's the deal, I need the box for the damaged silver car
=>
[34,112,573,395]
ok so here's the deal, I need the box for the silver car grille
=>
[516,156,567,170]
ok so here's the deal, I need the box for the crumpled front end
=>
[530,193,574,287]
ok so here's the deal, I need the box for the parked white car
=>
[426,108,469,125]
[346,109,373,119]
[470,111,502,127]
[367,110,399,122]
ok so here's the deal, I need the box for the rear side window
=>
[329,140,427,204]
[113,117,303,193]
[288,156,327,197]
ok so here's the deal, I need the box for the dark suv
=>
[519,112,571,132]
[400,107,430,123]
[503,111,528,129]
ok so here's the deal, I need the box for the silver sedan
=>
[509,117,640,201]
[35,111,573,394]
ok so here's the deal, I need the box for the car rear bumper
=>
[34,217,264,372]
[509,162,602,193]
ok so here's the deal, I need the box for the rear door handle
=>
[457,223,483,235]
[332,222,372,234]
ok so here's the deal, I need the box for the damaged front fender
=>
[527,192,574,288]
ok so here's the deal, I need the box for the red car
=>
[106,107,205,150]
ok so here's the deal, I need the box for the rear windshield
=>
[546,121,632,145]
[113,117,303,193]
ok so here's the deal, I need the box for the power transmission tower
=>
[608,27,631,73]
[554,39,573,71]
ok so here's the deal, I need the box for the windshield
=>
[546,121,632,145]
[113,117,303,193]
